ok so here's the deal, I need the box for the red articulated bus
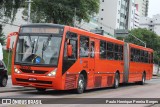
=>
[11,23,153,94]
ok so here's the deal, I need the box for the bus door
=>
[87,38,96,88]
[79,36,95,89]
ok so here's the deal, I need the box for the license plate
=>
[28,78,37,81]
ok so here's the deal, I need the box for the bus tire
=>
[113,73,119,89]
[36,88,46,92]
[76,74,85,94]
[140,73,146,85]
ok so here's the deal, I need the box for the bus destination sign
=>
[20,27,62,34]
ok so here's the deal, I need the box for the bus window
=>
[131,48,141,62]
[115,44,123,60]
[131,48,134,61]
[69,40,77,59]
[135,49,140,62]
[151,53,153,63]
[80,36,89,57]
[119,45,123,60]
[100,41,106,59]
[107,42,114,60]
[149,53,153,64]
[140,50,145,63]
[144,51,149,63]
[15,35,62,66]
[64,32,77,59]
[90,41,95,58]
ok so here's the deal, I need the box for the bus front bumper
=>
[12,74,61,89]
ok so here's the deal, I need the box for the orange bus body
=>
[12,24,153,92]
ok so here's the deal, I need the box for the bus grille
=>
[107,76,113,86]
[16,78,52,84]
[65,74,76,89]
[20,69,48,74]
[94,76,102,88]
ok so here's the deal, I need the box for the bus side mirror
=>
[6,32,18,50]
[67,44,73,57]
[6,37,11,50]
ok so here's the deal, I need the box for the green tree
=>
[127,28,160,50]
[0,25,5,45]
[27,0,99,25]
[0,0,24,44]
[0,0,24,22]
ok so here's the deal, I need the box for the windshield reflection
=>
[15,35,62,66]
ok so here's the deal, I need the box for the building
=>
[134,4,140,29]
[1,9,26,48]
[134,0,149,17]
[140,14,160,36]
[128,0,139,30]
[129,3,140,29]
[97,0,129,36]
[78,0,141,37]
[2,9,26,36]
[93,0,139,36]
[2,1,142,38]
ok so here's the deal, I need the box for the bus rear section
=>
[123,43,153,84]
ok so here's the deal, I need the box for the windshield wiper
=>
[42,35,52,59]
[26,35,34,54]
[32,40,35,53]
[42,35,52,51]
[34,36,39,53]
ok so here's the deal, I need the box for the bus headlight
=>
[47,68,57,77]
[14,66,21,74]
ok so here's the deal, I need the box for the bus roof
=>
[19,24,124,45]
[129,43,153,52]
[20,23,65,28]
[68,26,153,52]
[19,23,154,52]
[67,26,125,45]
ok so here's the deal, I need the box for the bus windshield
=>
[15,34,62,66]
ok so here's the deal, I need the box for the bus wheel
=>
[113,73,119,89]
[36,88,46,92]
[140,73,146,85]
[76,74,85,94]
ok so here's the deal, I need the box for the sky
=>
[148,0,160,17]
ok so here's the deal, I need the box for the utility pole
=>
[25,0,33,23]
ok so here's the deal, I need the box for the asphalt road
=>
[0,76,160,107]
